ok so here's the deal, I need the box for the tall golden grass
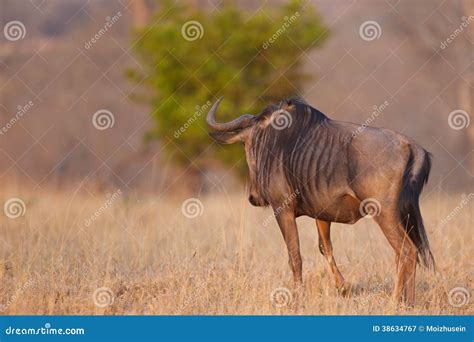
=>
[0,183,472,315]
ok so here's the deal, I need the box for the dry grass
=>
[0,183,472,315]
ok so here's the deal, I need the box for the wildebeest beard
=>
[248,98,353,215]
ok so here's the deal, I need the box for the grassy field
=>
[0,183,472,315]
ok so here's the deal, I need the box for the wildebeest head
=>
[206,96,327,207]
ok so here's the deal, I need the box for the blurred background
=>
[0,0,472,196]
[0,0,472,315]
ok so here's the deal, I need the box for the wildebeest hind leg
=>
[374,211,417,305]
[274,209,303,285]
[315,219,347,294]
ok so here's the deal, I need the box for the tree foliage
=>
[128,0,328,175]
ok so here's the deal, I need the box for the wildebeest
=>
[206,96,434,305]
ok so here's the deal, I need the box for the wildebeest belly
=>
[298,193,362,224]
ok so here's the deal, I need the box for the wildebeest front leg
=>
[315,219,347,294]
[274,209,302,284]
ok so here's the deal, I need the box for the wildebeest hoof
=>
[337,283,351,297]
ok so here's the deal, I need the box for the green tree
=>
[128,0,328,176]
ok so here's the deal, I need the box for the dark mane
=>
[250,98,333,207]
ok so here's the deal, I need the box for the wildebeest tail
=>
[398,144,435,270]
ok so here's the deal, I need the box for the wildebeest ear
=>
[209,130,246,144]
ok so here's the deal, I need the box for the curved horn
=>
[206,96,255,131]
